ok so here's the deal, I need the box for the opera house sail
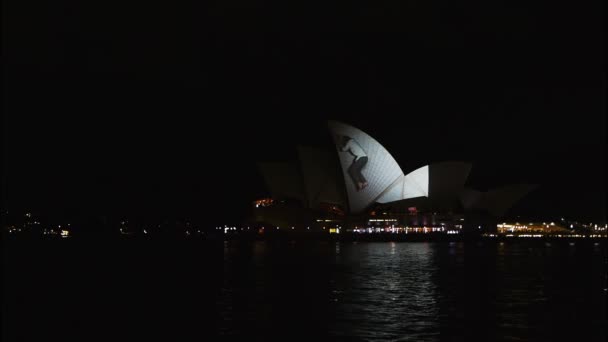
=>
[328,120,429,213]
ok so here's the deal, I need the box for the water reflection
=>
[331,243,439,340]
[4,239,605,341]
[216,241,606,341]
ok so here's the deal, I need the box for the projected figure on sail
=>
[338,135,369,191]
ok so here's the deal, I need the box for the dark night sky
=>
[3,1,605,224]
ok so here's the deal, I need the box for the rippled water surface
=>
[4,240,607,341]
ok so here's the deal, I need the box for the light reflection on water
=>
[330,243,439,340]
[4,239,605,341]
[219,241,606,341]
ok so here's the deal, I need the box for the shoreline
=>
[3,233,606,244]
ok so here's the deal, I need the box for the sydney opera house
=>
[251,121,536,235]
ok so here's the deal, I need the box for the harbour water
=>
[3,239,606,341]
